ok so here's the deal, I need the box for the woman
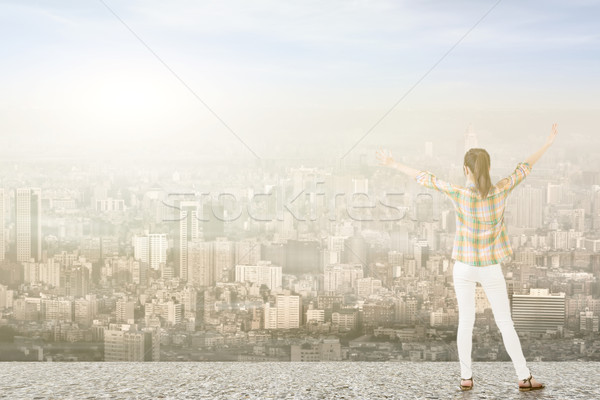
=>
[376,123,558,392]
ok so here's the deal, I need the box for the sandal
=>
[460,377,473,391]
[518,374,545,391]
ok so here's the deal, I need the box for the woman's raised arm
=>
[375,149,420,179]
[524,123,558,167]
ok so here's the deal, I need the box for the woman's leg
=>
[453,261,477,380]
[478,264,531,380]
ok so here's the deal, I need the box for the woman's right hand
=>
[545,123,558,147]
[376,149,396,167]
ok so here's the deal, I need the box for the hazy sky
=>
[1,0,599,161]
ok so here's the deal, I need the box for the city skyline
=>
[0,129,599,362]
[1,0,599,377]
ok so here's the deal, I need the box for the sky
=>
[1,0,599,162]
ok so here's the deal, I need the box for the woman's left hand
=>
[376,149,395,167]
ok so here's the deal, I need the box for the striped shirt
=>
[414,161,532,266]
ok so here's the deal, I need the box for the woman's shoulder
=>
[461,184,505,201]
[495,178,510,191]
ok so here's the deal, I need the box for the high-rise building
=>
[15,188,42,262]
[60,264,90,298]
[394,296,417,324]
[414,240,429,269]
[43,259,61,286]
[116,299,135,323]
[263,295,300,330]
[175,201,200,281]
[167,300,182,326]
[263,302,278,330]
[306,308,325,324]
[188,240,214,287]
[332,310,358,331]
[0,284,15,310]
[42,298,73,322]
[181,286,199,320]
[579,308,599,333]
[131,260,148,287]
[235,261,282,290]
[74,297,95,326]
[276,295,300,329]
[512,288,565,334]
[133,233,167,271]
[572,209,585,232]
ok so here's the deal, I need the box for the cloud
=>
[1,0,599,160]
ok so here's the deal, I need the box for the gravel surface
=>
[0,361,597,399]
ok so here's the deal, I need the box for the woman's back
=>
[414,161,532,266]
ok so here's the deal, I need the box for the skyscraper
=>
[15,188,42,263]
[175,200,200,281]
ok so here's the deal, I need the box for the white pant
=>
[452,260,530,380]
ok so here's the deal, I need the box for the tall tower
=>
[15,188,42,262]
[175,200,199,281]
